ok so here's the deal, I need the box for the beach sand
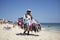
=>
[0,23,60,40]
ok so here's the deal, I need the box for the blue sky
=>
[0,0,60,23]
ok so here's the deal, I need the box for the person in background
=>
[18,17,24,29]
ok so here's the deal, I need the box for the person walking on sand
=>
[23,9,33,35]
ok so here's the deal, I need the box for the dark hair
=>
[27,11,31,12]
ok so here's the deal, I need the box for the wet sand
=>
[0,23,60,40]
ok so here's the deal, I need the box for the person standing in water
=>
[23,9,33,34]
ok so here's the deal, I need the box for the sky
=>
[0,0,60,23]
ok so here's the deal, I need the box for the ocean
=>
[40,23,60,31]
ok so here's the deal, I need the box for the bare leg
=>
[27,31,29,35]
[23,28,27,34]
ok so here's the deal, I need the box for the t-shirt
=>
[23,14,32,25]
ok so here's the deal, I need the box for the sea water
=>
[40,23,60,31]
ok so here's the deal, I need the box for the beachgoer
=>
[23,9,33,34]
[18,17,24,29]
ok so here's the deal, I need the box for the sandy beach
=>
[0,23,60,40]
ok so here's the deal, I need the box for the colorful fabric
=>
[23,14,32,27]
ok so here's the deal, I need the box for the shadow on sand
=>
[16,33,39,36]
